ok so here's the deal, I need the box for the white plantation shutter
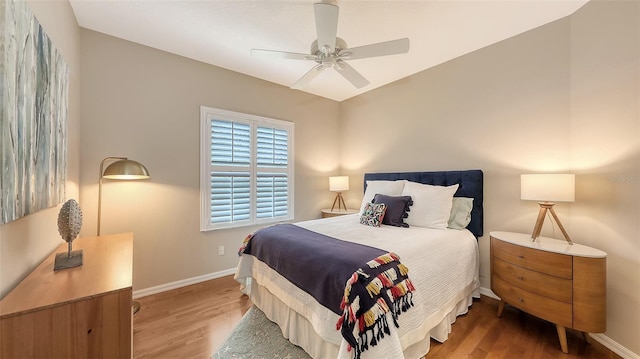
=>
[209,120,252,225]
[256,127,288,167]
[200,107,294,230]
[211,120,251,166]
[256,173,288,218]
[210,172,250,223]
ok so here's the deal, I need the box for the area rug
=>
[212,305,312,359]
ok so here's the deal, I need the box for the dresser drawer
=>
[492,237,572,279]
[492,257,572,303]
[492,276,572,327]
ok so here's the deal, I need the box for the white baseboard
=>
[590,333,639,359]
[133,268,236,299]
[478,287,638,359]
[479,286,500,300]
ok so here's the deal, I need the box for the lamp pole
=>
[97,157,127,236]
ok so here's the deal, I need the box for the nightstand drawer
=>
[493,257,572,303]
[492,276,572,327]
[492,238,572,279]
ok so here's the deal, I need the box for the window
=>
[200,107,294,231]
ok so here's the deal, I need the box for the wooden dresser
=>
[0,233,133,359]
[490,231,606,353]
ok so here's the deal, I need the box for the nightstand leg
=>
[582,332,591,344]
[496,300,506,317]
[556,324,569,354]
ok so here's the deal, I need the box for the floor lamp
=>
[521,174,575,244]
[98,156,150,313]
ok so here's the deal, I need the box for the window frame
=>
[200,106,294,231]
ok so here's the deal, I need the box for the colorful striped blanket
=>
[238,224,415,358]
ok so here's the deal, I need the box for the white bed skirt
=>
[249,279,480,359]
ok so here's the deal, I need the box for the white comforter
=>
[235,214,480,359]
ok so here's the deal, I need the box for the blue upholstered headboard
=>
[363,170,484,238]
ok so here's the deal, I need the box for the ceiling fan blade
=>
[291,64,325,89]
[251,49,316,61]
[335,61,369,89]
[341,38,410,60]
[314,2,339,54]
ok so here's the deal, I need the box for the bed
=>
[235,170,483,359]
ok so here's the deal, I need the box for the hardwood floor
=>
[133,275,251,359]
[133,275,620,359]
[426,297,620,359]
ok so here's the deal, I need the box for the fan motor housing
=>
[310,37,347,56]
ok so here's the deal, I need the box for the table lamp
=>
[521,174,575,244]
[329,176,349,211]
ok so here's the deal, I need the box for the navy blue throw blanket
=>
[238,224,416,358]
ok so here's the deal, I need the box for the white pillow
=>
[401,181,459,229]
[448,197,473,230]
[359,180,405,214]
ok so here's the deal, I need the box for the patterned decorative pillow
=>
[360,202,387,227]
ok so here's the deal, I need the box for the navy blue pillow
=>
[372,194,413,228]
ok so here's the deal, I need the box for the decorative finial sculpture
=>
[54,199,84,271]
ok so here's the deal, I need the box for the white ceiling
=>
[69,0,588,102]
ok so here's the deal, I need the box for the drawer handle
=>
[517,255,525,259]
[517,298,524,303]
[517,276,524,281]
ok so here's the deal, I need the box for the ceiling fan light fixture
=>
[250,2,410,89]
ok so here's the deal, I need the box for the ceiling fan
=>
[251,1,410,90]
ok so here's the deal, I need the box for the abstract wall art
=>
[1,0,69,225]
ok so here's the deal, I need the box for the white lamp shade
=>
[521,174,575,202]
[329,176,349,192]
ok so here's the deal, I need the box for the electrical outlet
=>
[218,245,225,256]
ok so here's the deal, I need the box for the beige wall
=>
[78,30,341,291]
[340,15,572,295]
[0,1,81,298]
[2,0,637,356]
[569,1,640,353]
[340,0,639,355]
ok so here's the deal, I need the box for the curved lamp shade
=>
[103,160,150,180]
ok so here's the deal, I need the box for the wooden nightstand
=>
[490,231,606,354]
[321,208,358,218]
